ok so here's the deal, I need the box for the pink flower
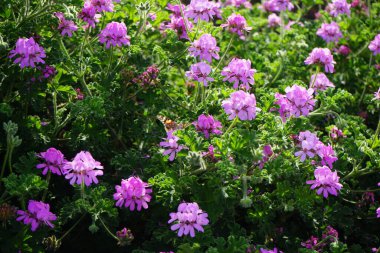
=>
[262,0,294,12]
[221,58,256,90]
[323,225,339,241]
[316,22,343,43]
[294,131,320,162]
[78,2,101,28]
[38,65,57,81]
[54,12,78,37]
[316,143,338,168]
[89,0,114,12]
[168,202,209,237]
[225,0,252,9]
[167,3,185,18]
[99,22,131,48]
[185,0,221,23]
[188,34,220,63]
[260,248,283,253]
[274,85,316,122]
[36,148,67,176]
[16,200,56,231]
[193,114,222,138]
[160,131,186,161]
[268,13,281,27]
[304,48,336,73]
[161,16,193,40]
[369,34,380,55]
[222,90,257,121]
[133,65,160,87]
[373,88,380,100]
[220,14,252,38]
[337,45,351,56]
[310,73,335,92]
[328,0,351,17]
[301,236,319,249]
[113,177,152,211]
[330,126,345,139]
[306,166,343,198]
[9,38,46,69]
[185,62,214,86]
[63,151,104,186]
[377,207,380,218]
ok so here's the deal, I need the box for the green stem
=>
[224,117,239,136]
[0,148,10,180]
[81,179,85,199]
[59,213,86,241]
[99,216,119,241]
[176,0,192,42]
[310,66,320,89]
[371,114,380,148]
[7,147,13,174]
[42,170,51,202]
[358,54,373,107]
[214,36,234,73]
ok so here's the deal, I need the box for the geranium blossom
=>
[89,0,114,13]
[185,62,214,86]
[310,73,335,92]
[260,248,283,253]
[185,0,221,23]
[220,14,252,38]
[328,0,351,17]
[161,16,193,40]
[377,207,380,218]
[9,38,46,69]
[168,202,209,237]
[188,34,220,62]
[225,0,252,8]
[160,131,186,161]
[221,58,256,90]
[268,13,281,27]
[193,114,222,138]
[316,22,343,43]
[369,34,380,55]
[36,147,67,176]
[113,177,152,211]
[54,12,78,37]
[78,1,101,28]
[262,0,294,12]
[16,200,56,231]
[99,22,131,48]
[294,131,320,162]
[373,88,380,100]
[316,143,338,168]
[306,166,343,198]
[63,151,104,186]
[304,48,336,73]
[222,90,257,121]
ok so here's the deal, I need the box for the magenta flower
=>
[373,88,380,100]
[220,14,252,38]
[9,38,46,69]
[161,16,193,40]
[258,145,274,169]
[202,145,219,162]
[167,3,185,18]
[316,143,338,168]
[273,0,294,11]
[260,248,283,253]
[37,65,57,81]
[185,62,214,86]
[78,2,101,28]
[36,148,67,176]
[316,22,343,43]
[168,202,209,237]
[89,0,114,12]
[328,0,351,17]
[261,0,277,12]
[225,0,252,8]
[369,34,380,55]
[113,177,152,211]
[310,73,335,92]
[294,131,320,162]
[222,90,257,121]
[377,207,380,218]
[63,151,104,186]
[323,226,339,241]
[193,114,222,138]
[274,85,316,122]
[306,166,343,198]
[54,12,78,37]
[337,45,351,56]
[304,48,336,73]
[16,200,56,231]
[301,236,319,249]
[188,34,220,63]
[268,13,281,27]
[330,126,345,139]
[221,58,256,90]
[99,22,131,48]
[160,131,186,161]
[185,0,221,23]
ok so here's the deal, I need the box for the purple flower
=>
[185,62,214,86]
[304,48,336,73]
[316,143,338,168]
[202,145,219,162]
[323,226,339,241]
[89,0,114,12]
[260,248,283,253]
[116,227,134,244]
[294,131,320,162]
[316,22,343,43]
[220,14,252,38]
[38,65,57,81]
[160,131,186,161]
[330,126,345,139]
[168,202,209,237]
[301,236,319,249]
[310,73,335,92]
[221,58,256,90]
[225,0,252,9]
[337,45,351,56]
[16,200,56,231]
[262,0,294,12]
[133,65,160,87]
[306,166,343,198]
[377,207,380,218]
[78,2,101,28]
[76,88,84,100]
[167,3,185,18]
[54,12,78,37]
[36,148,67,176]
[9,38,46,69]
[193,114,222,138]
[222,90,257,121]
[369,34,380,55]
[99,22,131,48]
[373,88,380,100]
[63,151,104,186]
[268,13,281,27]
[185,0,221,23]
[188,34,220,63]
[113,177,152,211]
[161,16,193,40]
[328,0,351,17]
[274,85,316,122]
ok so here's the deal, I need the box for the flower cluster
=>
[116,228,134,246]
[257,145,275,169]
[225,0,252,9]
[302,226,339,251]
[373,88,380,101]
[310,73,335,92]
[304,48,336,73]
[113,177,152,211]
[54,12,78,37]
[88,0,114,13]
[274,85,316,122]
[260,248,283,253]
[133,65,160,87]
[369,34,380,55]
[268,13,281,27]
[188,34,220,63]
[262,0,294,12]
[193,114,222,138]
[63,151,104,186]
[202,145,219,162]
[161,4,193,40]
[78,1,101,28]
[221,14,252,38]
[377,207,380,218]
[221,58,256,90]
[330,126,345,140]
[306,166,342,198]
[9,38,46,69]
[222,90,257,121]
[160,131,186,161]
[185,62,214,86]
[316,22,343,43]
[185,0,221,23]
[168,202,209,237]
[36,148,67,176]
[327,0,351,17]
[16,200,56,231]
[99,22,130,48]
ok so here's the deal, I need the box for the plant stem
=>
[0,148,10,180]
[98,216,119,241]
[214,35,234,73]
[224,117,239,136]
[358,54,373,107]
[42,170,51,202]
[59,213,86,241]
[310,66,320,88]
[81,179,85,199]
